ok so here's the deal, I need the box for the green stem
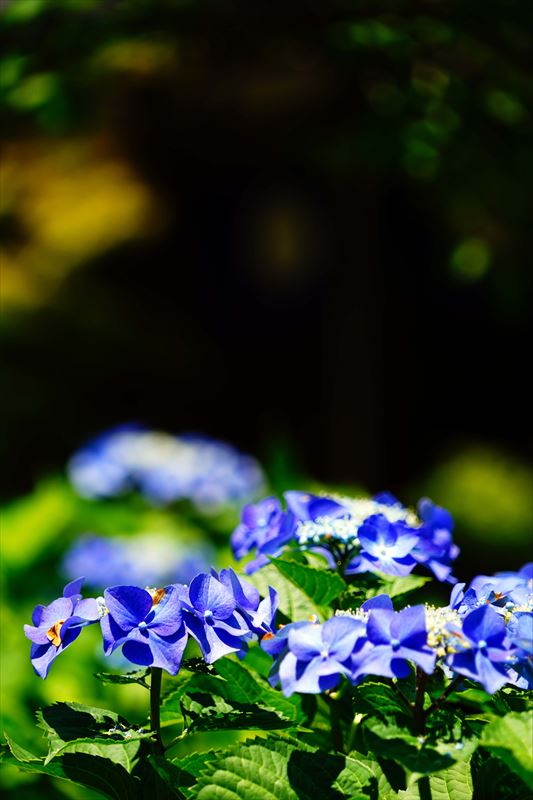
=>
[424,676,461,720]
[417,775,432,800]
[324,693,344,753]
[150,667,164,752]
[390,679,414,714]
[414,668,427,735]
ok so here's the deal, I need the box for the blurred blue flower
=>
[101,584,187,675]
[68,427,265,512]
[24,578,99,679]
[62,533,212,590]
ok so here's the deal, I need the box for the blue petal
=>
[24,624,50,645]
[284,491,347,522]
[463,606,506,647]
[323,616,366,661]
[31,604,45,627]
[474,651,508,694]
[74,598,100,622]
[289,656,346,694]
[399,645,436,675]
[30,642,57,679]
[63,577,84,598]
[362,594,394,611]
[395,606,427,650]
[287,623,323,660]
[39,597,75,627]
[104,586,153,630]
[366,610,394,645]
[149,587,183,635]
[148,629,188,675]
[122,640,153,667]
[188,574,236,619]
[355,645,396,679]
[218,568,260,612]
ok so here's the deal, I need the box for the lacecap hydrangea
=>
[261,562,532,696]
[232,490,459,582]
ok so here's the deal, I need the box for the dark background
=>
[1,0,532,538]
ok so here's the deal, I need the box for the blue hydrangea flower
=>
[506,612,533,690]
[101,585,187,675]
[68,426,265,512]
[353,605,436,680]
[24,579,100,679]
[179,573,254,663]
[411,499,459,583]
[283,491,348,522]
[346,515,418,577]
[267,617,367,696]
[62,533,212,590]
[214,567,278,637]
[233,489,459,582]
[448,605,514,694]
[231,496,295,572]
[450,562,533,618]
[231,492,349,573]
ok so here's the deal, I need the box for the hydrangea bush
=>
[3,491,532,799]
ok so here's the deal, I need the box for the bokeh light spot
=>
[450,237,491,282]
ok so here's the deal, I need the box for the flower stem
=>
[150,667,164,752]
[390,679,414,714]
[324,693,344,753]
[414,668,427,735]
[424,676,461,720]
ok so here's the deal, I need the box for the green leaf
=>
[471,750,532,800]
[398,759,473,799]
[3,732,40,762]
[270,557,346,606]
[36,701,150,769]
[194,738,376,800]
[0,744,139,800]
[480,711,533,790]
[181,692,294,733]
[376,573,432,601]
[138,754,187,799]
[247,557,344,621]
[363,718,476,775]
[162,658,308,734]
[214,658,307,724]
[94,668,151,687]
[351,681,412,721]
[161,670,299,734]
[168,752,217,797]
[332,754,378,798]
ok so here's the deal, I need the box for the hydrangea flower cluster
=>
[68,426,265,511]
[24,570,277,679]
[449,562,533,691]
[263,563,532,696]
[232,490,458,582]
[62,533,212,589]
